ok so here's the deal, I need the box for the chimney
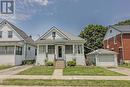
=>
[29,35,32,38]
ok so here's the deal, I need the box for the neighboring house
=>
[0,20,36,65]
[86,49,118,67]
[35,27,85,67]
[103,25,130,63]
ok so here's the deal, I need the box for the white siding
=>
[0,25,23,41]
[104,28,121,40]
[0,55,15,65]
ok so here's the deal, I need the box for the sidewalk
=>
[106,67,130,76]
[0,65,33,75]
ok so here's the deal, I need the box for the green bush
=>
[22,60,35,65]
[46,61,53,66]
[67,60,76,67]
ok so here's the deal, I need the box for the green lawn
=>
[0,65,12,70]
[119,63,130,68]
[1,79,130,87]
[17,66,54,75]
[63,66,124,76]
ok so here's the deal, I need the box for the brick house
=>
[103,25,130,63]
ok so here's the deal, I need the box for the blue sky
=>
[1,0,130,40]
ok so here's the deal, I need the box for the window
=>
[110,30,112,33]
[65,45,73,54]
[52,32,56,37]
[74,45,83,54]
[16,46,22,55]
[28,47,30,50]
[8,31,13,38]
[48,45,55,54]
[39,45,46,54]
[0,46,14,55]
[0,31,2,38]
[6,46,14,54]
[114,36,117,44]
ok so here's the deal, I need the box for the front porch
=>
[36,42,85,68]
[0,42,23,65]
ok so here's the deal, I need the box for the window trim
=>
[8,31,13,38]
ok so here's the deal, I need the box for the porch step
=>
[55,60,65,69]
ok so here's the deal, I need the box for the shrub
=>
[22,60,35,65]
[67,60,76,67]
[46,61,53,66]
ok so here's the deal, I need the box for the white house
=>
[86,49,118,67]
[0,20,36,65]
[36,27,85,67]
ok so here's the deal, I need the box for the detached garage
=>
[86,49,118,67]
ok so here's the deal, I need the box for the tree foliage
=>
[115,20,130,25]
[79,24,108,54]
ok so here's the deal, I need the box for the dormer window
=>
[8,31,13,38]
[110,30,112,33]
[52,32,56,39]
[0,31,2,38]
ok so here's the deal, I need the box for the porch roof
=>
[35,39,84,44]
[0,41,24,46]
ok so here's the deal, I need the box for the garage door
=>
[97,55,116,67]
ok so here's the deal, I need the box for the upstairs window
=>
[8,31,13,38]
[52,32,56,39]
[114,36,117,44]
[110,30,112,33]
[0,31,2,38]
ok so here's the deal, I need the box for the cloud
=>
[32,0,49,6]
[0,0,50,23]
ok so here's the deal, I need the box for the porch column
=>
[14,45,16,55]
[73,44,75,54]
[82,44,84,54]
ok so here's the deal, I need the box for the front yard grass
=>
[63,66,124,76]
[119,63,130,68]
[1,79,130,87]
[17,66,54,75]
[0,65,12,70]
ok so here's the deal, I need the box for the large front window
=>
[39,45,46,54]
[16,46,22,55]
[0,46,14,55]
[74,45,83,54]
[48,45,55,54]
[65,45,73,54]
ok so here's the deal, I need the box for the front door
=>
[58,46,62,58]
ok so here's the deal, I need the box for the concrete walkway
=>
[0,65,33,75]
[106,67,130,76]
[52,69,63,79]
[0,86,76,87]
[0,75,130,80]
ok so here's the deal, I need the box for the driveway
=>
[0,65,33,75]
[106,67,130,76]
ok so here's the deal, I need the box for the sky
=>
[0,0,130,40]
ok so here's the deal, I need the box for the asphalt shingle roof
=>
[111,25,130,32]
[87,49,118,55]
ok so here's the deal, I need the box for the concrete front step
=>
[55,60,65,69]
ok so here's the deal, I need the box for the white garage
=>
[86,49,118,67]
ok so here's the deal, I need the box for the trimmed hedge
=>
[67,60,76,67]
[46,61,53,66]
[22,60,35,65]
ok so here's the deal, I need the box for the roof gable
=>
[104,26,121,40]
[0,20,35,46]
[37,26,84,41]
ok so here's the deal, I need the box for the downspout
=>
[121,33,125,63]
